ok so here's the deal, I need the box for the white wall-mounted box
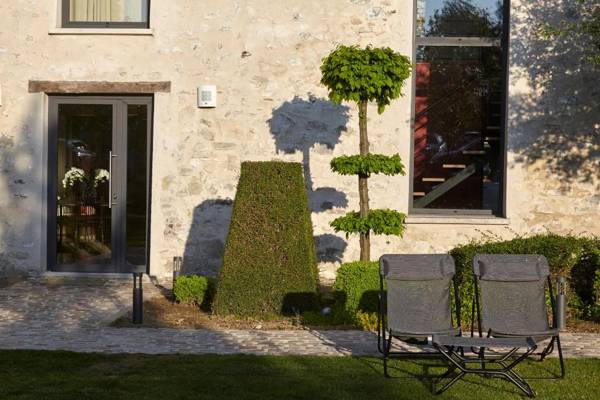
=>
[197,85,217,108]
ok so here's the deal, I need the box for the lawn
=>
[1,351,599,399]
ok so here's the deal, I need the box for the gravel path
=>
[1,277,599,357]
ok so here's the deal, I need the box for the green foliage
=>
[173,275,212,307]
[541,1,600,65]
[332,261,381,324]
[320,45,412,113]
[330,154,405,177]
[330,210,406,237]
[355,311,379,331]
[571,238,600,320]
[213,162,319,318]
[591,270,600,322]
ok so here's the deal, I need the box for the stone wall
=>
[0,1,597,280]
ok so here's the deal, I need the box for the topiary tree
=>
[320,45,412,261]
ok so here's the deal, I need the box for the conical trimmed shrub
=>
[213,162,318,317]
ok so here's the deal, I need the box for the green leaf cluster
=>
[320,45,412,113]
[330,153,405,177]
[330,209,406,237]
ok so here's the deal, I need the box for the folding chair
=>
[472,254,566,379]
[378,254,461,378]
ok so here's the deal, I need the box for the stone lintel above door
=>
[29,80,171,94]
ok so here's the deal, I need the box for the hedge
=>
[332,234,600,328]
[173,275,214,308]
[332,261,381,324]
[570,238,600,320]
[212,162,319,318]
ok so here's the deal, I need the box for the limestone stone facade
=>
[0,1,597,281]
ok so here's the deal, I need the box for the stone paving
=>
[1,277,600,357]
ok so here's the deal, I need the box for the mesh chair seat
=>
[474,255,552,336]
[489,328,558,342]
[472,254,566,379]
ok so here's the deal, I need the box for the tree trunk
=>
[358,100,370,262]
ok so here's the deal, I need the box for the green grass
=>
[1,351,599,399]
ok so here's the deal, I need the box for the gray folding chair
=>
[378,254,461,378]
[472,254,565,378]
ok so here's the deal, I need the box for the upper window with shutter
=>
[61,0,150,28]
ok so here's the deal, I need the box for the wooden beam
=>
[414,164,477,209]
[28,80,171,94]
[443,164,466,169]
[423,177,445,182]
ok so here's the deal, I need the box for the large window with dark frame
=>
[412,0,508,215]
[62,0,150,28]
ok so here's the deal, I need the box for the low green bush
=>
[590,270,600,322]
[570,238,600,320]
[173,275,213,307]
[213,162,318,318]
[331,261,380,324]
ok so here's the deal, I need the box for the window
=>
[62,0,150,28]
[412,0,508,216]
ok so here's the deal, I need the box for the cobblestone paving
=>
[1,278,599,357]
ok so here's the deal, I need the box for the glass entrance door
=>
[48,97,152,273]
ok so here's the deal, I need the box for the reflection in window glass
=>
[69,0,148,24]
[126,104,148,268]
[416,0,503,37]
[413,46,503,213]
[56,104,113,267]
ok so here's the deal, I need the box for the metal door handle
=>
[109,151,117,209]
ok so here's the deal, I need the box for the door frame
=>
[47,95,153,273]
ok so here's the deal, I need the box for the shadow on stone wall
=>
[180,95,353,278]
[0,98,42,277]
[181,198,234,277]
[269,95,351,266]
[509,1,599,189]
[269,95,350,212]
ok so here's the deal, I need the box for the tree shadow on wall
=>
[268,95,351,264]
[509,1,599,189]
[181,198,233,277]
[180,96,352,278]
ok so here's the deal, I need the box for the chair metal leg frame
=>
[555,335,566,379]
[432,343,538,398]
[539,337,555,361]
[538,335,566,379]
[381,331,447,379]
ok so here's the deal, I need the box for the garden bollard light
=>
[133,272,144,325]
[556,276,567,331]
[173,256,182,289]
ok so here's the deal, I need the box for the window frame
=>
[61,0,151,29]
[408,0,511,217]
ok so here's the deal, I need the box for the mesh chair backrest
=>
[380,254,455,334]
[473,254,550,334]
